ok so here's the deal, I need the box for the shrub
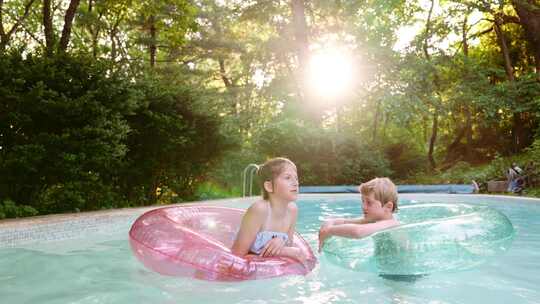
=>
[0,53,136,211]
[0,52,232,214]
[119,78,235,204]
[384,142,428,180]
[252,118,393,185]
[0,199,38,219]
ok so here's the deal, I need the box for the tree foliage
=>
[0,0,539,216]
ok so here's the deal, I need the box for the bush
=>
[0,52,232,214]
[204,148,262,197]
[384,142,428,180]
[38,178,128,214]
[119,77,235,204]
[334,140,393,184]
[0,199,38,219]
[0,52,137,212]
[252,118,393,185]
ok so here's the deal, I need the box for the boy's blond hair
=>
[359,177,398,212]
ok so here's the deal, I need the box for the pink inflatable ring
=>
[129,206,317,281]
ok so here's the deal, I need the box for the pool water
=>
[1,194,539,304]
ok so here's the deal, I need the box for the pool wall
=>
[1,193,539,248]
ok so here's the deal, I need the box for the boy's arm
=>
[326,223,384,238]
[318,220,398,252]
[324,217,369,226]
[341,218,369,225]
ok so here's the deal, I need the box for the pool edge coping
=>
[1,193,539,229]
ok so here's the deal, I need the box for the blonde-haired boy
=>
[318,177,400,252]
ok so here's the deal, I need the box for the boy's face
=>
[361,192,390,221]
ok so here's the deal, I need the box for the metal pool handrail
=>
[242,163,259,197]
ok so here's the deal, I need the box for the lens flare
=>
[307,50,354,99]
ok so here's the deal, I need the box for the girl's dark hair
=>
[257,157,296,200]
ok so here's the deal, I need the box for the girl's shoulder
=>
[247,200,270,216]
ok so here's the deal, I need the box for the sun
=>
[307,49,355,100]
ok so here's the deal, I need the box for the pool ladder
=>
[242,163,259,197]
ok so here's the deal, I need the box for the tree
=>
[131,0,197,67]
[511,0,540,81]
[0,0,37,52]
[42,0,82,55]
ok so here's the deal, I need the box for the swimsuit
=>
[250,231,289,254]
[249,202,289,254]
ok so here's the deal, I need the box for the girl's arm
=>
[281,202,306,263]
[279,246,306,263]
[231,202,265,256]
[286,202,298,246]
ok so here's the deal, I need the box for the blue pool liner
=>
[300,184,476,194]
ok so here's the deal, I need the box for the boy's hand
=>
[260,237,285,257]
[318,226,331,253]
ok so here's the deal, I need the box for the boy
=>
[318,177,399,252]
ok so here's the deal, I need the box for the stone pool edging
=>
[2,193,539,248]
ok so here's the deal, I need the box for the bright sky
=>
[393,1,484,52]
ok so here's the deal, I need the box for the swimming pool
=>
[1,194,539,303]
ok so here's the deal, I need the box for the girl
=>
[232,157,306,262]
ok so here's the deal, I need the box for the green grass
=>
[194,182,242,200]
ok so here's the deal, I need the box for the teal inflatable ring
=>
[323,203,515,275]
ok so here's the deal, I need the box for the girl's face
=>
[269,165,299,202]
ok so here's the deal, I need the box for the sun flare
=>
[307,50,355,99]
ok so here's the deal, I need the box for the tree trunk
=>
[512,113,524,152]
[372,98,381,143]
[87,0,98,58]
[91,33,98,58]
[465,106,473,160]
[0,0,6,52]
[462,12,474,160]
[149,15,156,68]
[43,0,54,55]
[218,58,232,88]
[445,120,467,162]
[110,30,116,61]
[462,13,469,57]
[59,0,81,52]
[422,0,435,62]
[428,111,438,169]
[110,16,122,62]
[512,0,540,81]
[382,112,389,140]
[218,58,240,115]
[424,0,440,170]
[290,0,310,73]
[493,13,528,151]
[290,0,310,103]
[493,16,515,81]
